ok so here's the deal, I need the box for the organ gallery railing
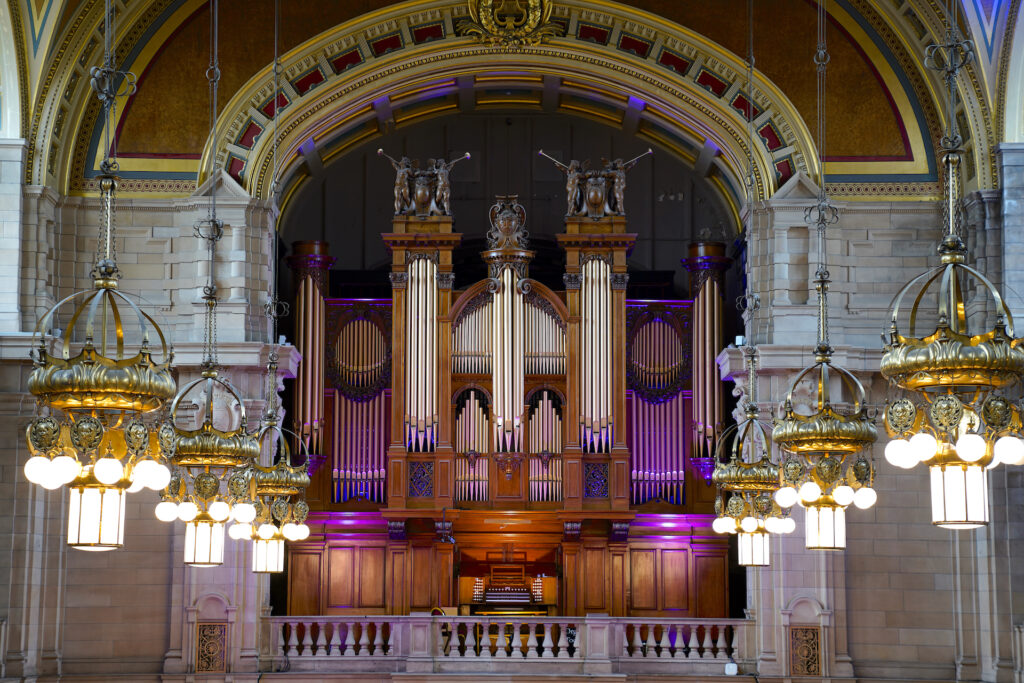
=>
[263,614,751,674]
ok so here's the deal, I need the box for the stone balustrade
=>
[263,614,751,676]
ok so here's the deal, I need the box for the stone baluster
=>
[715,625,728,659]
[313,620,326,655]
[480,622,492,658]
[644,623,656,658]
[504,622,516,657]
[372,621,384,655]
[623,623,631,656]
[631,622,643,657]
[343,622,357,656]
[556,622,569,659]
[671,624,683,658]
[328,621,341,655]
[701,625,713,659]
[277,622,287,657]
[439,620,451,656]
[465,621,478,657]
[541,622,554,658]
[526,622,539,658]
[362,622,374,655]
[300,621,314,656]
[686,626,699,659]
[658,623,671,658]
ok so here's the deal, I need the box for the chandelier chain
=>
[195,0,223,370]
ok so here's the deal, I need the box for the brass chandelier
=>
[710,9,793,567]
[771,0,878,550]
[23,0,174,550]
[224,0,311,575]
[880,3,1022,528]
[712,344,795,567]
[154,0,261,567]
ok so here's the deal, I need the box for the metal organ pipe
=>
[405,257,438,452]
[527,390,563,502]
[492,266,524,453]
[455,390,489,502]
[580,258,612,453]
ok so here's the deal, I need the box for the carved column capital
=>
[437,272,456,290]
[389,272,408,289]
[562,273,582,290]
[610,273,629,290]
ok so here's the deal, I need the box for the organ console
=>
[287,156,729,619]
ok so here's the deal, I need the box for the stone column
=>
[0,140,25,331]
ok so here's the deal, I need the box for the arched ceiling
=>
[8,0,1013,197]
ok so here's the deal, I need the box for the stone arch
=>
[196,0,820,223]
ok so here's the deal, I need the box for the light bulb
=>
[798,481,822,503]
[127,477,146,493]
[994,435,1024,466]
[258,523,276,540]
[228,523,252,540]
[764,517,780,534]
[51,455,82,484]
[740,516,758,533]
[146,463,171,491]
[132,460,154,484]
[780,517,796,533]
[24,455,52,485]
[712,517,729,534]
[208,501,231,522]
[282,523,300,541]
[884,439,914,468]
[177,501,199,522]
[775,486,799,508]
[832,485,855,507]
[231,503,257,524]
[39,468,64,490]
[93,457,125,486]
[955,433,986,463]
[908,432,938,464]
[295,524,310,540]
[155,500,179,522]
[853,487,877,509]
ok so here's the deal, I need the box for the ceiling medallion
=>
[457,0,564,49]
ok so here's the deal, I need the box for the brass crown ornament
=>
[880,24,1019,529]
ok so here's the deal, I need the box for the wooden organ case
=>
[287,179,729,619]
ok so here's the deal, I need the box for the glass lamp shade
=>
[67,485,126,550]
[184,514,226,567]
[804,503,846,550]
[930,463,989,528]
[737,530,770,566]
[252,534,285,573]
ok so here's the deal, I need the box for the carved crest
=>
[457,0,563,48]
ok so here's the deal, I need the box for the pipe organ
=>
[627,304,691,505]
[683,242,731,482]
[324,299,391,503]
[287,242,335,458]
[406,255,439,452]
[579,257,613,453]
[289,162,728,621]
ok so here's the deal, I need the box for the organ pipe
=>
[455,389,490,502]
[287,241,334,458]
[683,243,731,471]
[491,266,525,452]
[580,258,612,453]
[405,256,438,452]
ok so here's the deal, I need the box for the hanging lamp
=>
[771,0,878,550]
[710,5,793,567]
[225,0,312,575]
[880,1,1021,529]
[23,0,173,550]
[154,0,260,567]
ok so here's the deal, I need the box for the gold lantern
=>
[880,17,1021,529]
[712,347,794,567]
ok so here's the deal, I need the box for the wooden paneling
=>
[359,547,386,608]
[583,546,607,612]
[327,547,355,608]
[289,552,322,615]
[694,553,727,617]
[410,546,434,609]
[562,544,579,615]
[387,546,407,614]
[661,548,689,610]
[610,548,627,616]
[630,549,656,610]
